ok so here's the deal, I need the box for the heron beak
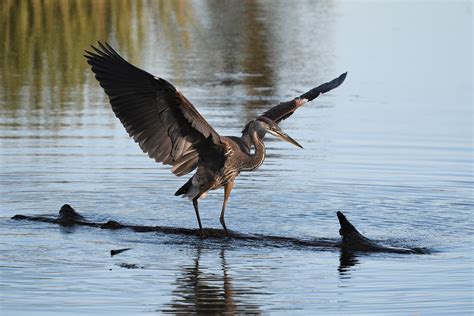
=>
[269,130,303,149]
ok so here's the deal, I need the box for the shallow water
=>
[1,1,473,315]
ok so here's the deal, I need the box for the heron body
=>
[85,42,346,236]
[177,121,273,198]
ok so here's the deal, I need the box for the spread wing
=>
[241,72,347,143]
[240,72,347,146]
[261,72,347,123]
[84,42,224,176]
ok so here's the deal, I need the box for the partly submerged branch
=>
[11,204,427,254]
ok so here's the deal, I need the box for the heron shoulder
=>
[222,136,251,156]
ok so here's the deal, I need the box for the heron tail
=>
[175,178,193,196]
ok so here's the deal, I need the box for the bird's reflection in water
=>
[162,246,262,315]
[338,250,360,278]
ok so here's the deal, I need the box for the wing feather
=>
[85,42,224,175]
[241,73,347,145]
[261,72,347,123]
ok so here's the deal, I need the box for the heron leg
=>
[192,196,205,238]
[220,180,234,237]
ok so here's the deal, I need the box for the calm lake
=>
[1,1,472,314]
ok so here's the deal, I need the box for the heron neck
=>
[243,128,266,171]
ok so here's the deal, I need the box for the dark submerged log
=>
[336,211,423,254]
[110,248,132,257]
[12,204,427,254]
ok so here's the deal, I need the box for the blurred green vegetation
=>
[0,0,330,123]
[0,0,150,109]
[0,0,277,108]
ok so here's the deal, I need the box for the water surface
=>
[1,1,473,314]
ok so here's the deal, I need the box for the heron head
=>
[256,117,303,149]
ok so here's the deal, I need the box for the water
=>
[1,1,472,314]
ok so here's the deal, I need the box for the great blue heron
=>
[85,42,346,237]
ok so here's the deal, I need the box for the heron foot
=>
[198,228,209,239]
[220,218,230,237]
